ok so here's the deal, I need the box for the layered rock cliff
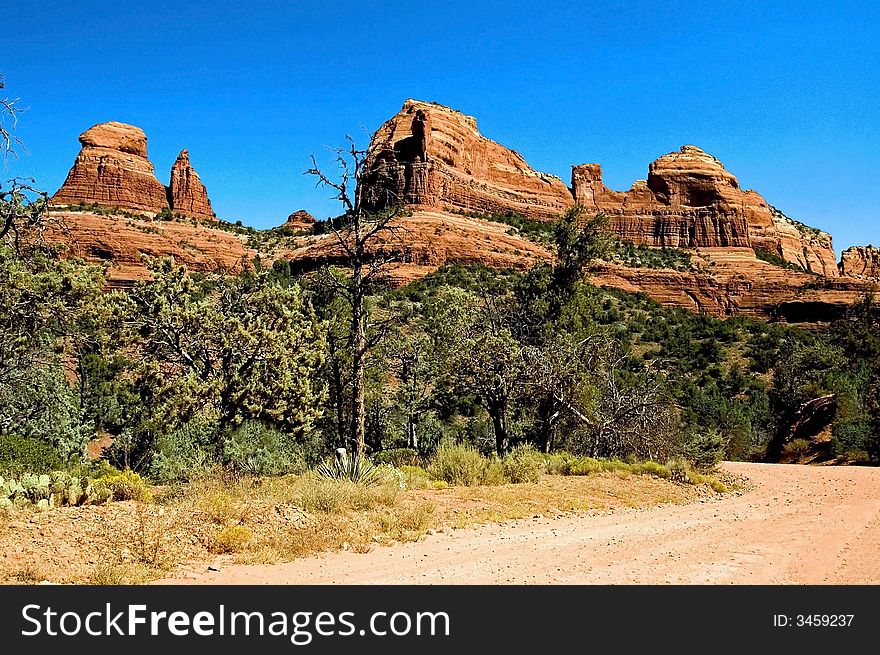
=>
[572,147,838,275]
[168,149,214,220]
[362,101,837,276]
[361,100,574,221]
[52,122,215,220]
[839,246,880,279]
[43,102,869,323]
[51,122,170,213]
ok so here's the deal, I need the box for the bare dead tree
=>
[0,178,52,256]
[525,335,678,460]
[305,135,407,456]
[1,74,27,165]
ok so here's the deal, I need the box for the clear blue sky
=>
[3,0,878,252]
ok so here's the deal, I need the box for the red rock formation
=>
[283,210,317,231]
[281,209,550,284]
[572,146,838,275]
[588,248,864,321]
[840,245,880,279]
[362,102,837,275]
[51,122,170,214]
[361,100,574,221]
[168,149,215,220]
[45,210,252,286]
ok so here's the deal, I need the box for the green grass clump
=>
[502,444,545,483]
[782,438,811,459]
[210,525,253,554]
[427,443,488,486]
[93,469,152,502]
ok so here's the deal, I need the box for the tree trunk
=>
[407,411,418,450]
[488,400,508,455]
[331,357,346,450]
[350,258,366,457]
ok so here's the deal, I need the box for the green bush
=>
[502,444,544,483]
[427,443,487,486]
[210,525,253,554]
[398,465,434,489]
[223,421,308,477]
[150,421,218,484]
[782,438,811,459]
[480,457,508,486]
[0,435,64,476]
[93,469,152,502]
[630,461,671,478]
[832,419,875,459]
[684,429,726,472]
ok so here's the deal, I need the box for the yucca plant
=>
[316,449,389,486]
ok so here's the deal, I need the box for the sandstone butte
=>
[168,149,215,220]
[51,121,215,220]
[44,105,876,321]
[51,122,170,214]
[839,245,880,279]
[283,210,317,231]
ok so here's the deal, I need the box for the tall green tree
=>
[116,258,329,449]
[428,286,526,454]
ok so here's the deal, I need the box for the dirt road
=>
[156,462,880,584]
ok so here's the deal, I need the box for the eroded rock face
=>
[840,246,880,279]
[572,146,837,275]
[168,149,215,220]
[51,122,170,214]
[361,102,837,276]
[361,100,574,221]
[45,210,252,286]
[281,209,550,285]
[283,210,317,231]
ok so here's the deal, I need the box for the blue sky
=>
[2,0,878,251]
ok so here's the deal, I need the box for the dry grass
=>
[87,562,161,585]
[164,472,434,565]
[0,467,718,583]
[6,561,50,584]
[419,473,698,529]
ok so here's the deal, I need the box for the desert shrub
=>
[223,421,307,477]
[843,449,870,463]
[0,365,88,460]
[0,435,63,476]
[93,469,152,502]
[373,448,422,467]
[782,438,811,459]
[398,465,433,489]
[630,460,671,478]
[542,452,576,475]
[502,444,544,483]
[296,473,399,513]
[568,457,605,476]
[666,457,727,491]
[684,429,726,472]
[480,457,509,486]
[150,421,218,484]
[427,443,486,486]
[831,419,875,458]
[666,457,691,483]
[210,525,253,554]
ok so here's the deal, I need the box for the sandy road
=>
[157,462,880,584]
